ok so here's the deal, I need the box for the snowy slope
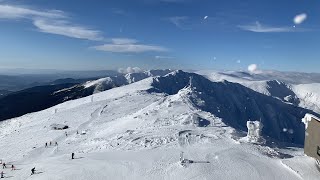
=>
[196,70,320,84]
[292,83,320,114]
[0,70,319,180]
[197,70,319,114]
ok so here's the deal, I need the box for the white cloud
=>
[294,13,307,25]
[0,4,102,41]
[204,16,208,20]
[0,4,65,19]
[239,21,293,33]
[236,60,241,63]
[33,19,103,41]
[93,44,168,53]
[0,3,167,52]
[155,56,173,59]
[248,64,258,72]
[111,38,138,45]
[118,67,143,74]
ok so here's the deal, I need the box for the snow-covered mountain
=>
[150,70,318,144]
[0,70,172,121]
[198,70,320,114]
[0,70,319,179]
[197,70,320,84]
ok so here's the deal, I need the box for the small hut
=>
[302,114,320,167]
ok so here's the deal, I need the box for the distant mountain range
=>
[0,70,120,92]
[0,70,172,121]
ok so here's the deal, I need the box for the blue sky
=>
[0,0,320,72]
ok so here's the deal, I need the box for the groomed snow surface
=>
[0,71,319,180]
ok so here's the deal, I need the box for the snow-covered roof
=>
[302,113,320,129]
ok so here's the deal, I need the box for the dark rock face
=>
[0,83,94,121]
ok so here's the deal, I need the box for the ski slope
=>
[0,71,319,180]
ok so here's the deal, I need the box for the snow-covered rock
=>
[245,121,264,143]
[50,123,69,130]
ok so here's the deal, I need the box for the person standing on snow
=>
[45,142,48,148]
[71,153,75,159]
[11,165,15,171]
[31,167,36,175]
[1,171,4,178]
[2,163,6,169]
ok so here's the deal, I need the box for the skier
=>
[11,165,15,171]
[65,132,68,137]
[31,167,36,175]
[2,163,6,169]
[55,142,58,146]
[1,171,4,178]
[71,153,75,159]
[50,141,52,146]
[45,142,48,148]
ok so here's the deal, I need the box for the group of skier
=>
[45,141,58,148]
[1,161,16,178]
[1,131,80,178]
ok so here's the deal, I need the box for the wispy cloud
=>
[93,44,168,53]
[94,37,168,53]
[111,38,138,45]
[168,16,190,29]
[0,3,168,53]
[238,21,294,33]
[0,4,65,19]
[33,19,103,41]
[118,67,143,74]
[155,55,174,59]
[0,4,102,40]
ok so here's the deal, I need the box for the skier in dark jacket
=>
[31,167,36,175]
[1,171,4,178]
[71,153,75,159]
[2,163,5,169]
